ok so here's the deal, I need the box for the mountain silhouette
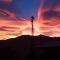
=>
[0,35,60,60]
[0,34,60,47]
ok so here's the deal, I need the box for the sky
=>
[0,0,60,40]
[0,0,39,18]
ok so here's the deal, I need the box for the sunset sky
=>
[0,0,38,18]
[0,0,60,40]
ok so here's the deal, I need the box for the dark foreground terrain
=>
[0,35,60,60]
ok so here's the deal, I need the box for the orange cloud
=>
[37,1,60,37]
[0,17,32,40]
[0,1,60,40]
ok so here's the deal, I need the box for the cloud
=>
[37,0,60,37]
[0,9,16,18]
[41,11,60,20]
[0,27,7,31]
[1,26,19,29]
[0,16,31,40]
[0,0,60,40]
[0,0,12,3]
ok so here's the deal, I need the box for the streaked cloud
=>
[0,0,60,40]
[37,0,60,37]
[0,0,12,3]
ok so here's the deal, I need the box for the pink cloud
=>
[0,0,12,3]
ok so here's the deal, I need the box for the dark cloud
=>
[42,11,60,20]
[0,27,7,31]
[1,26,19,29]
[0,0,12,2]
[0,26,20,32]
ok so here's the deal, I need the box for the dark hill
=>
[0,35,60,47]
[0,35,60,60]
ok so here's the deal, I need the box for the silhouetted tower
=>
[31,16,34,36]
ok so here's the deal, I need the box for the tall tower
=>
[31,16,34,36]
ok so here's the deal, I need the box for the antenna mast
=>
[31,16,34,36]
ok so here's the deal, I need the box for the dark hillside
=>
[0,35,60,60]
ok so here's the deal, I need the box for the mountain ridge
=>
[0,35,60,47]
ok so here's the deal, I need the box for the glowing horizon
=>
[0,0,60,40]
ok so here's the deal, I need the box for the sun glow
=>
[0,0,60,40]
